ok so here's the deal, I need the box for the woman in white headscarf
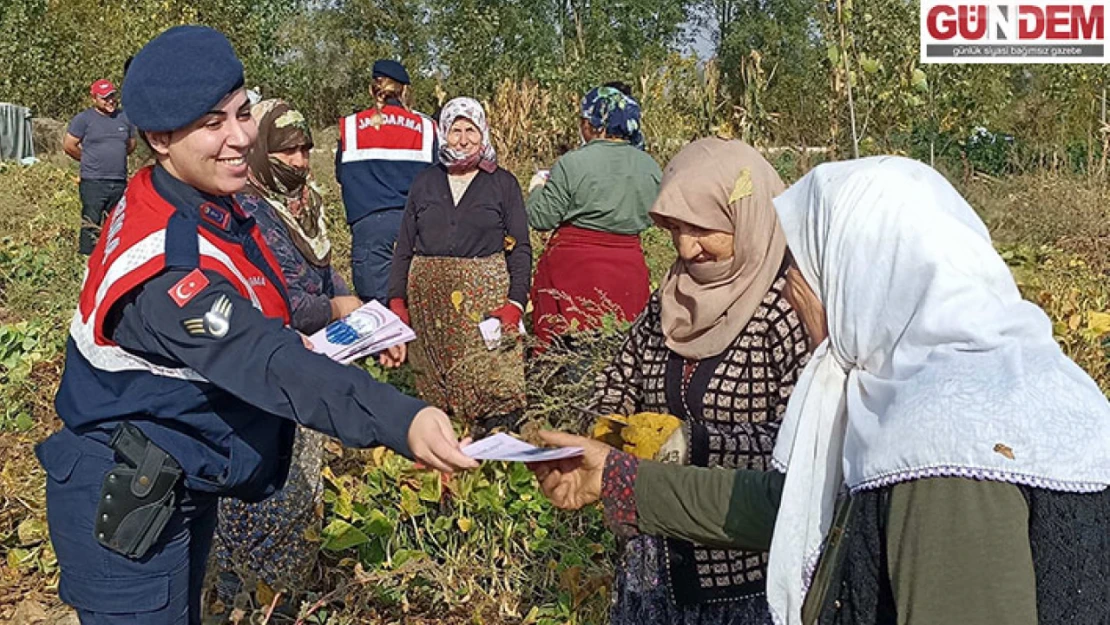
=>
[529,156,1110,625]
[387,97,531,435]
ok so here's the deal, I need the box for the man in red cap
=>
[64,79,137,254]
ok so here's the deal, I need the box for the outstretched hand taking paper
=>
[462,433,583,463]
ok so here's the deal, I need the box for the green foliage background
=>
[7,0,1110,174]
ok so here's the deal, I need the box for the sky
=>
[682,7,719,60]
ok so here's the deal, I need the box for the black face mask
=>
[268,156,308,195]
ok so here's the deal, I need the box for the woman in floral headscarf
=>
[212,98,365,610]
[527,85,662,348]
[388,97,531,434]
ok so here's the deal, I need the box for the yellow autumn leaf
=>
[1068,313,1082,331]
[256,581,276,606]
[451,290,465,312]
[321,465,341,488]
[1088,311,1110,335]
[729,169,753,204]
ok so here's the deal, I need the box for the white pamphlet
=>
[308,300,415,364]
[462,433,583,462]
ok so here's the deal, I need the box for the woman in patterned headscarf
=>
[387,97,531,434]
[211,98,367,610]
[527,85,662,348]
[240,98,363,333]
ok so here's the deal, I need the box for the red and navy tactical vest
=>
[54,167,296,500]
[336,104,436,222]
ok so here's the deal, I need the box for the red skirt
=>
[530,224,650,346]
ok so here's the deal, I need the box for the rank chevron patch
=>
[183,295,233,338]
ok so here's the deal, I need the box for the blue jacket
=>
[335,103,437,222]
[52,166,424,502]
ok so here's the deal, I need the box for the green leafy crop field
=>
[3,155,1109,624]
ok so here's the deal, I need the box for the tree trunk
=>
[837,0,860,159]
[570,0,586,61]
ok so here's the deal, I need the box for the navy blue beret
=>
[372,59,410,85]
[122,25,245,132]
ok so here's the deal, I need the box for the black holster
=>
[95,422,182,559]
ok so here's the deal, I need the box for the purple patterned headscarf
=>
[438,97,497,174]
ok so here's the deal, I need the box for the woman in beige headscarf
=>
[581,137,821,625]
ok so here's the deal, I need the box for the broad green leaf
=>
[391,548,424,568]
[17,518,46,544]
[14,412,34,432]
[321,519,371,551]
[912,68,929,92]
[365,509,394,537]
[399,485,426,517]
[334,484,353,520]
[418,470,442,502]
[7,548,31,570]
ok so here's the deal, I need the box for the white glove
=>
[528,171,549,194]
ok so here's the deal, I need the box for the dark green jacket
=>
[526,139,661,234]
[630,462,1039,625]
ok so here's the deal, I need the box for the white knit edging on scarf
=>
[765,156,1110,625]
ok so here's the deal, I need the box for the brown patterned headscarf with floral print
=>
[245,99,331,266]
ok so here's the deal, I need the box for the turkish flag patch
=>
[168,269,210,308]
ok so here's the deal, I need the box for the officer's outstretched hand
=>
[408,407,479,474]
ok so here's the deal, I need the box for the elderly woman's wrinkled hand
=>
[527,431,611,510]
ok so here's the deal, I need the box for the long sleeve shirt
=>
[110,268,422,456]
[236,192,350,334]
[526,139,662,234]
[105,167,424,458]
[389,164,532,305]
[604,454,1042,625]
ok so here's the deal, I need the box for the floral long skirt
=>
[212,426,325,600]
[408,254,526,423]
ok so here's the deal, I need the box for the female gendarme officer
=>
[37,25,477,624]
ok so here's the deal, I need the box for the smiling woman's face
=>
[655,215,735,263]
[147,88,257,196]
[446,118,481,157]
